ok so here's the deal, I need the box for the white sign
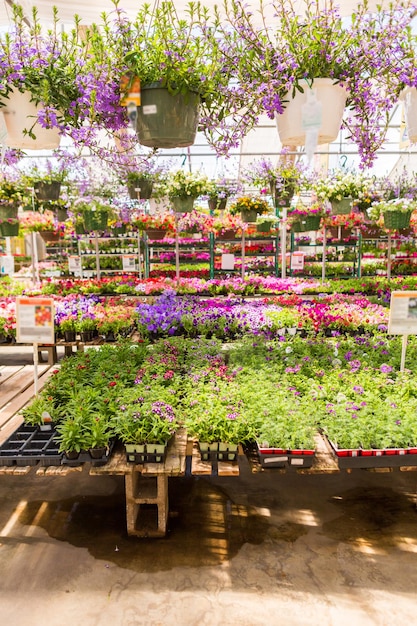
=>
[0,254,14,276]
[122,254,137,271]
[68,255,81,273]
[291,252,305,271]
[16,297,54,344]
[221,253,235,270]
[388,291,417,335]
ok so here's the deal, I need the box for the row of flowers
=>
[21,332,417,454]
[0,291,389,341]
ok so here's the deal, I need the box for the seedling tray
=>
[0,424,63,466]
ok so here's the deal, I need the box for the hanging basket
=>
[83,210,109,232]
[34,181,61,201]
[292,215,321,232]
[331,197,353,215]
[1,89,61,150]
[0,221,19,237]
[171,196,196,213]
[136,83,200,149]
[241,209,258,223]
[145,229,166,240]
[127,178,153,200]
[208,197,228,212]
[400,87,417,144]
[275,78,347,146]
[75,222,86,235]
[56,208,69,222]
[256,221,272,233]
[112,224,127,236]
[40,230,60,243]
[383,210,412,230]
[0,204,18,220]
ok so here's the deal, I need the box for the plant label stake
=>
[302,88,322,164]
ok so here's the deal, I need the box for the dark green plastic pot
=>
[136,83,200,149]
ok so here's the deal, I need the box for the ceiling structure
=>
[0,0,414,178]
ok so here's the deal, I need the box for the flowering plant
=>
[132,211,175,231]
[177,210,210,234]
[0,179,30,205]
[229,196,271,216]
[206,178,242,200]
[113,385,180,445]
[243,156,306,195]
[222,0,414,167]
[369,198,417,221]
[105,1,251,154]
[163,170,210,199]
[18,210,55,233]
[288,202,330,219]
[311,171,374,203]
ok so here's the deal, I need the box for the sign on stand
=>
[68,255,82,275]
[16,297,55,394]
[122,254,137,271]
[388,291,417,371]
[0,254,14,276]
[291,251,305,271]
[221,253,235,270]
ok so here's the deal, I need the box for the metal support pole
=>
[280,206,287,279]
[241,229,245,279]
[387,231,392,280]
[321,226,326,284]
[94,232,101,280]
[175,213,180,284]
[400,334,408,372]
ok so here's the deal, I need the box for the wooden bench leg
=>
[125,470,168,538]
[38,346,58,365]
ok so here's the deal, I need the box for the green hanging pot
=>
[83,210,109,232]
[34,180,61,201]
[383,210,412,230]
[127,178,153,200]
[56,208,69,222]
[241,209,258,223]
[171,196,196,213]
[256,221,272,233]
[331,197,353,215]
[294,215,321,232]
[136,83,200,149]
[0,204,18,220]
[0,220,19,237]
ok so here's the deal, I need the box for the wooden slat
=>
[0,365,57,440]
[0,365,42,408]
[35,465,83,476]
[0,465,33,475]
[297,434,340,475]
[0,365,25,385]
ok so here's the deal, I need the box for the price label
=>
[16,297,54,344]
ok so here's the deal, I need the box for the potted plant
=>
[255,213,278,234]
[206,178,242,212]
[311,171,372,215]
[21,160,70,202]
[222,0,414,167]
[84,415,113,459]
[229,196,271,223]
[288,201,329,232]
[115,1,251,151]
[163,170,210,213]
[369,198,417,231]
[113,385,180,462]
[0,217,19,238]
[55,417,88,460]
[0,179,30,219]
[243,155,306,209]
[74,200,114,232]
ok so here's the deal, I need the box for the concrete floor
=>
[1,344,417,625]
[0,465,417,625]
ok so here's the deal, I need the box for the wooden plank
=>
[0,365,38,408]
[0,365,56,436]
[35,465,83,476]
[0,365,25,386]
[0,465,32,475]
[297,434,340,475]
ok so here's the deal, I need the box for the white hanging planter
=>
[275,78,348,146]
[400,87,417,144]
[2,89,60,150]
